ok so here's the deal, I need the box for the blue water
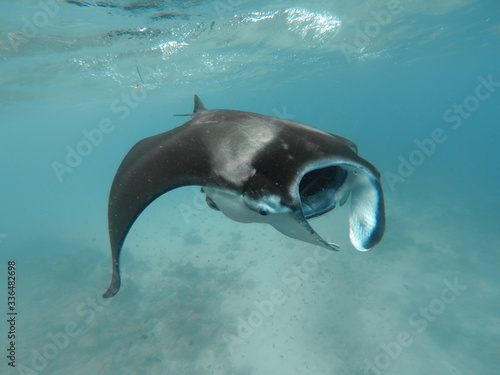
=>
[1,1,499,374]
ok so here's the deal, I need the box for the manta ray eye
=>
[258,208,269,216]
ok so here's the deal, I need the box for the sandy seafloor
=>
[6,182,500,375]
[1,1,500,374]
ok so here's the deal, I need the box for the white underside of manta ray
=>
[103,95,385,298]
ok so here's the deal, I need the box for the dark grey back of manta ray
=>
[103,95,385,298]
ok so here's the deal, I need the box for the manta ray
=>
[103,95,385,298]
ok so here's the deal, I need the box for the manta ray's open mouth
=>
[299,166,349,219]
